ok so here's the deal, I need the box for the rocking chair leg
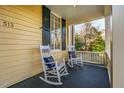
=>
[64,65,69,75]
[44,71,47,80]
[56,68,62,83]
[68,61,72,68]
[57,73,61,83]
[76,60,78,65]
[70,60,73,68]
[63,61,69,75]
[58,76,61,83]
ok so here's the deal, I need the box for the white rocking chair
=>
[39,45,68,85]
[67,45,83,68]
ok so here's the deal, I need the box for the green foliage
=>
[91,36,105,52]
[75,35,85,51]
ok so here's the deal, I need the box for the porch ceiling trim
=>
[46,5,105,24]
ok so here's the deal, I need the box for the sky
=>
[75,18,105,34]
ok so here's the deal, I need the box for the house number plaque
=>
[3,21,14,28]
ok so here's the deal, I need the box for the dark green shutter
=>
[42,6,50,45]
[62,18,66,50]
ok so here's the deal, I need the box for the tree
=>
[84,23,101,51]
[75,22,105,52]
[75,34,85,51]
[91,36,105,52]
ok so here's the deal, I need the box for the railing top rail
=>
[77,51,105,54]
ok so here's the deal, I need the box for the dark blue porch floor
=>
[9,63,110,88]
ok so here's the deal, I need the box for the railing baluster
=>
[90,52,92,63]
[85,52,86,61]
[84,52,85,62]
[91,52,92,63]
[95,53,97,62]
[102,53,103,64]
[93,52,95,64]
[93,53,95,64]
[99,53,100,64]
[103,53,104,64]
[98,53,99,64]
[97,53,98,64]
[90,52,93,62]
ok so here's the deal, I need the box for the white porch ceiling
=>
[46,5,104,24]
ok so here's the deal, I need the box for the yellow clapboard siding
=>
[0,54,40,64]
[0,68,41,88]
[0,5,43,88]
[0,49,40,57]
[0,26,41,37]
[0,6,41,22]
[0,38,41,44]
[0,7,41,25]
[0,13,41,30]
[1,61,42,75]
[0,45,39,50]
[0,53,40,64]
[0,58,41,70]
[0,61,42,76]
[0,65,42,85]
[0,67,41,86]
[0,8,41,27]
[0,32,41,41]
[0,19,41,33]
[13,6,42,20]
[0,61,41,76]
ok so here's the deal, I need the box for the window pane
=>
[55,34,61,49]
[50,13,61,50]
[50,32,55,49]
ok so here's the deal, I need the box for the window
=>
[50,13,61,50]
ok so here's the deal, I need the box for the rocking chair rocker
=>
[67,45,83,68]
[39,45,68,85]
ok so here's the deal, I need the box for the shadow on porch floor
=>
[9,63,110,88]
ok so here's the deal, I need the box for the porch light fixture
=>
[74,5,77,8]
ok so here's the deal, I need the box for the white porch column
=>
[104,6,112,86]
[113,5,124,88]
[105,16,112,59]
[69,24,75,46]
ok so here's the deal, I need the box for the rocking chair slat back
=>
[67,46,75,51]
[40,45,51,58]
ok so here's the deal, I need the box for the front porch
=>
[0,5,112,88]
[10,63,110,88]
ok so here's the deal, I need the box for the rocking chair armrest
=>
[54,60,58,65]
[53,58,57,60]
[71,57,81,60]
[63,57,66,63]
[71,58,77,60]
[44,62,55,65]
[62,57,67,64]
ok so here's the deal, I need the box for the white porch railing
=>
[77,51,107,66]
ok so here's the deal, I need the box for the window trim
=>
[50,11,62,51]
